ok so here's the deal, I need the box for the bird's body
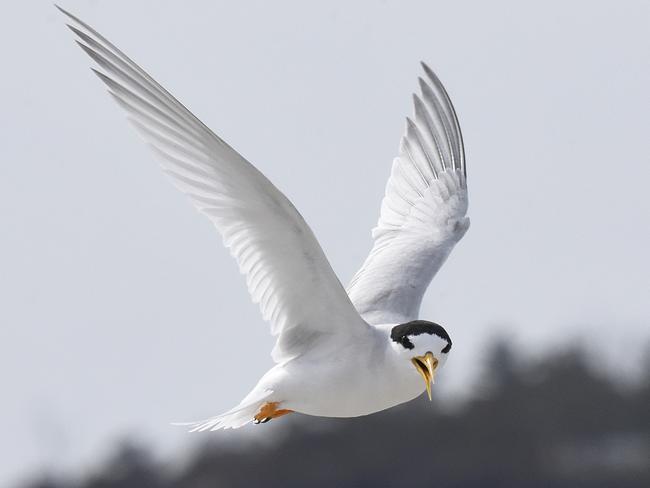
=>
[57,5,469,431]
[244,324,423,419]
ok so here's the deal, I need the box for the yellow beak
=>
[411,352,438,401]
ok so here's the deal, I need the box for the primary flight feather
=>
[57,5,469,430]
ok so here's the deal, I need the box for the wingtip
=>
[421,63,447,91]
[404,116,418,134]
[65,22,82,36]
[74,39,93,56]
[54,3,71,18]
[55,4,85,28]
[89,67,111,86]
[412,92,426,114]
[421,61,438,80]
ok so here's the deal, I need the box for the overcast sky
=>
[1,0,649,485]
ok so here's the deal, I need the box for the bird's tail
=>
[172,389,274,432]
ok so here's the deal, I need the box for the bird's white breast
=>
[266,333,426,418]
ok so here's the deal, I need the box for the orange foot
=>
[253,402,294,424]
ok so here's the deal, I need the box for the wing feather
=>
[348,64,469,325]
[58,6,368,362]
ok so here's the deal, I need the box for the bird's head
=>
[390,320,452,400]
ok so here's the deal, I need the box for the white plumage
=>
[58,5,469,431]
[348,65,469,326]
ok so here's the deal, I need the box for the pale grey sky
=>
[1,0,649,485]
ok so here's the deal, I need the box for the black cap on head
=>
[390,320,452,353]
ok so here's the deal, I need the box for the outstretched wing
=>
[348,63,469,325]
[58,6,369,362]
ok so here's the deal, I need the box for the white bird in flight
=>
[58,5,469,430]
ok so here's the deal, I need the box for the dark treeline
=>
[24,341,650,488]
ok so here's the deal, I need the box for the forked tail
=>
[173,390,274,432]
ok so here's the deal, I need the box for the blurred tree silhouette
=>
[22,341,650,488]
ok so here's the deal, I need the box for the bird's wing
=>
[347,64,469,325]
[58,6,369,362]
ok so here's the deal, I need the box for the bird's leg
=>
[253,402,294,424]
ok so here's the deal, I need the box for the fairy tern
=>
[57,5,469,430]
